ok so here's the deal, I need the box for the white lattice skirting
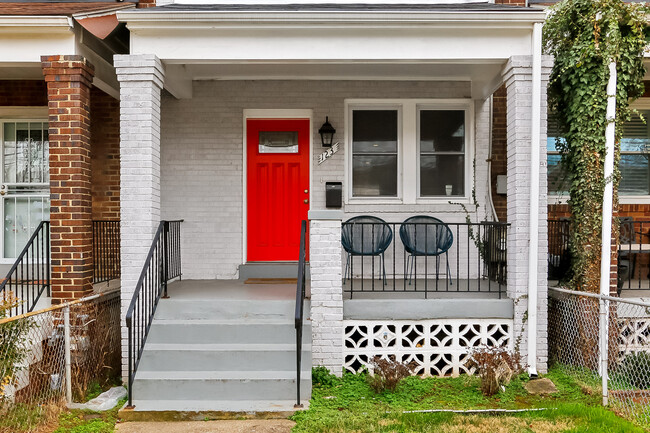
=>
[344,319,514,377]
[619,317,650,357]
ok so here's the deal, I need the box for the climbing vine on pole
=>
[543,0,647,293]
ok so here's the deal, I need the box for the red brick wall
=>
[491,85,508,222]
[495,0,526,5]
[90,87,120,221]
[137,0,156,8]
[41,55,95,302]
[0,80,47,106]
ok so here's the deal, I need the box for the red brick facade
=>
[137,0,156,8]
[0,80,47,106]
[90,87,120,221]
[491,85,508,222]
[41,55,95,302]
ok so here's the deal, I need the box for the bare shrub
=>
[468,346,525,396]
[367,356,414,393]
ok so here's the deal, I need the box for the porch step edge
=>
[120,400,308,419]
[134,370,311,380]
[143,343,311,352]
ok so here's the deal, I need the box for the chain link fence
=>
[549,286,650,427]
[0,289,121,432]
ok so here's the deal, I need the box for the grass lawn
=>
[291,367,647,433]
[51,397,126,433]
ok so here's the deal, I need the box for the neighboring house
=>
[0,1,140,310]
[2,0,554,415]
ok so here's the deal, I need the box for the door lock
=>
[304,189,309,194]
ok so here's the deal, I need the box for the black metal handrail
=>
[342,221,509,299]
[0,221,50,317]
[92,220,121,284]
[125,220,183,408]
[548,218,650,292]
[294,220,307,409]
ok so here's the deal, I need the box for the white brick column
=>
[309,211,344,376]
[115,54,164,378]
[503,55,552,373]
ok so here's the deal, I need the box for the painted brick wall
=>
[0,80,47,106]
[310,218,344,374]
[159,80,494,280]
[41,55,95,302]
[90,87,120,221]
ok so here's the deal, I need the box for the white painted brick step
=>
[154,300,300,320]
[146,320,311,345]
[132,370,312,401]
[138,343,311,372]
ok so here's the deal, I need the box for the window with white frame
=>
[0,120,50,260]
[347,100,470,202]
[548,109,650,197]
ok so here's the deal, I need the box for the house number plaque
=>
[318,142,340,165]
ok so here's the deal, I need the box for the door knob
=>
[304,189,309,194]
[304,199,309,204]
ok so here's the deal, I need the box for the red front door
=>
[246,118,310,262]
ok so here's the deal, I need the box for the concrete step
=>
[238,262,310,280]
[132,370,312,402]
[122,399,307,418]
[138,343,311,372]
[147,320,311,345]
[154,299,300,321]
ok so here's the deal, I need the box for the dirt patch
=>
[115,419,295,433]
[442,415,572,433]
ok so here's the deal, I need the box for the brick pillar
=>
[309,211,344,376]
[41,55,95,303]
[502,55,552,373]
[114,54,164,379]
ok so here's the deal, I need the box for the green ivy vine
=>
[544,0,648,293]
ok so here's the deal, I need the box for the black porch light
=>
[318,116,336,148]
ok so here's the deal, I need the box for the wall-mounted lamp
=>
[318,116,336,148]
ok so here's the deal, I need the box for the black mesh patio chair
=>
[399,216,453,284]
[341,216,393,284]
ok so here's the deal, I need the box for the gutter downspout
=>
[527,22,542,377]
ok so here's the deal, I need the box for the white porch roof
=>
[117,3,545,99]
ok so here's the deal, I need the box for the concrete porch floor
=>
[161,279,514,320]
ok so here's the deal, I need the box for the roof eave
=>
[117,9,547,28]
[0,15,73,33]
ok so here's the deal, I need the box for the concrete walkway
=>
[115,420,295,433]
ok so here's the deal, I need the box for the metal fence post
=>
[64,305,72,405]
[599,297,609,406]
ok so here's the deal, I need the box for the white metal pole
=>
[527,22,543,377]
[64,305,72,405]
[600,61,617,406]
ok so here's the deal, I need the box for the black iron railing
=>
[294,220,307,408]
[617,219,650,291]
[125,220,183,408]
[548,218,571,281]
[548,218,650,292]
[0,221,50,317]
[92,220,121,284]
[342,221,509,299]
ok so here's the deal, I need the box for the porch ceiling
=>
[119,5,543,100]
[164,60,505,100]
